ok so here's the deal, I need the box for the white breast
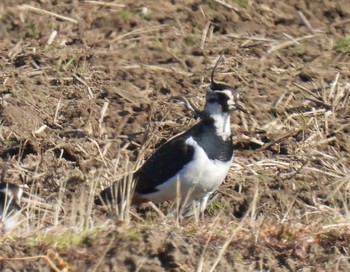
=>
[142,137,233,205]
[0,206,21,231]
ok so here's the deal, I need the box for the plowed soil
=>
[1,0,350,271]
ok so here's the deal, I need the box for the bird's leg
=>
[166,203,185,225]
[199,193,210,220]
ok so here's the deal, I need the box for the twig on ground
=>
[213,0,239,12]
[201,21,211,50]
[19,4,78,24]
[0,250,69,272]
[297,10,315,34]
[84,0,125,8]
[267,34,317,54]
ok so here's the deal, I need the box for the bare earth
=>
[1,0,350,271]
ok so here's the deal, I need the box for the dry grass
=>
[0,0,350,270]
[3,77,349,268]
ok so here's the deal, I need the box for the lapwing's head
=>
[204,56,239,115]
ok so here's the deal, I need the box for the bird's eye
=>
[208,98,217,103]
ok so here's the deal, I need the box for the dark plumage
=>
[96,56,239,214]
[0,183,23,230]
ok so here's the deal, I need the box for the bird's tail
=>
[94,176,136,206]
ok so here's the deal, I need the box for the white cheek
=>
[228,100,235,109]
[221,90,234,101]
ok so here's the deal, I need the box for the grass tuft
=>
[231,0,250,8]
[27,228,101,248]
[335,36,350,51]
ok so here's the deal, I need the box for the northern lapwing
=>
[0,183,23,230]
[96,56,239,215]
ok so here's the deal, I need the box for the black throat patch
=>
[189,118,233,162]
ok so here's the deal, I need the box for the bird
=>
[96,56,239,216]
[0,182,23,231]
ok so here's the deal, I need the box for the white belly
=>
[0,207,20,231]
[142,137,233,204]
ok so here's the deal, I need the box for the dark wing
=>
[95,134,195,205]
[134,136,195,194]
[0,191,21,214]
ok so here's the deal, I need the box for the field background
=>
[1,0,350,271]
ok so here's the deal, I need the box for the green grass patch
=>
[119,11,132,20]
[206,199,226,215]
[2,138,19,149]
[27,228,100,248]
[125,227,141,241]
[231,0,250,8]
[335,36,350,51]
[26,21,40,39]
[184,35,197,46]
[55,56,75,74]
[150,36,162,49]
[204,0,216,10]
